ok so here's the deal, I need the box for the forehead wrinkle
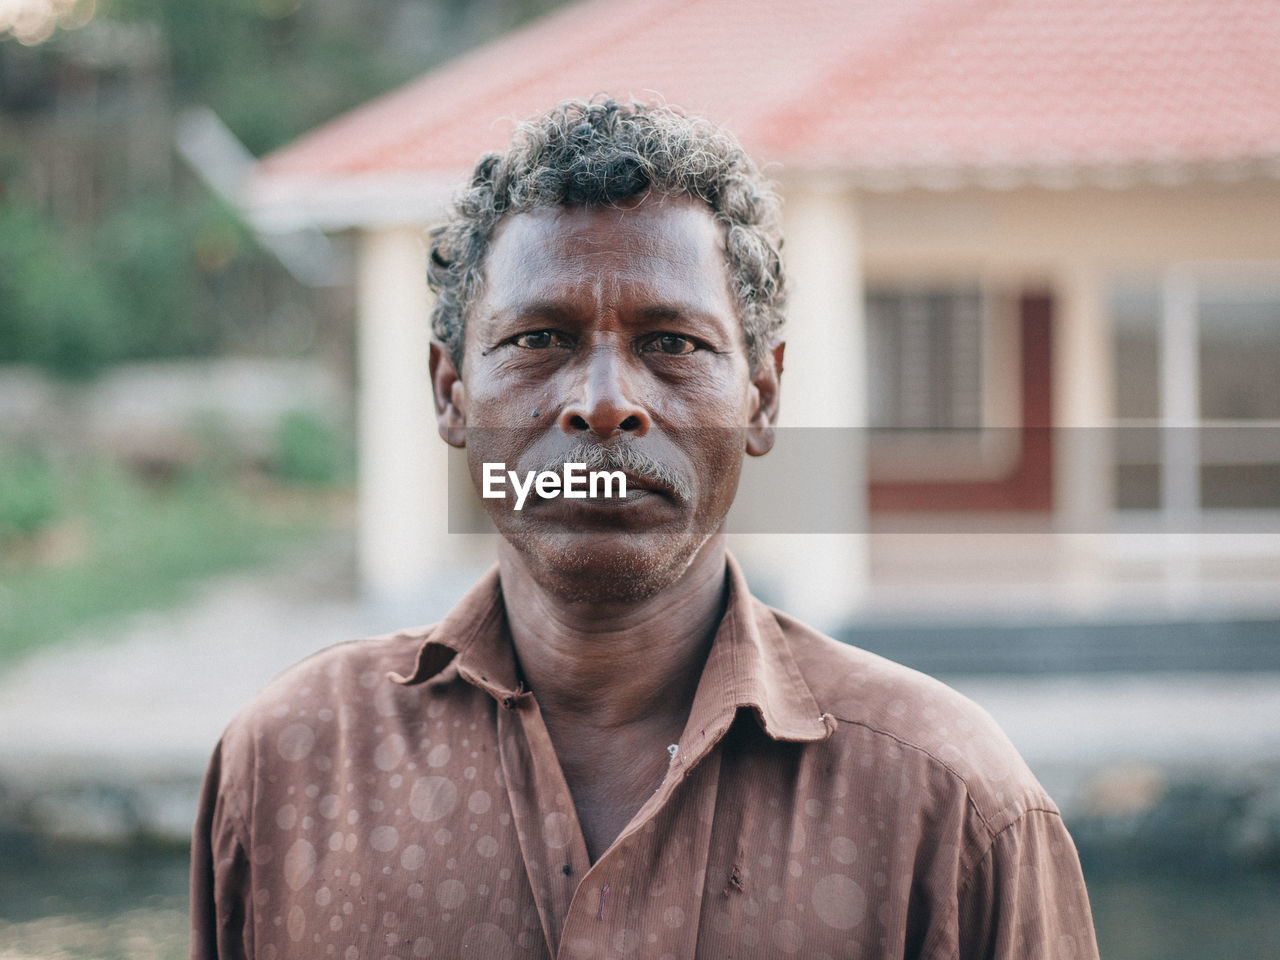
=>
[479,198,737,327]
[494,281,730,331]
[592,269,612,307]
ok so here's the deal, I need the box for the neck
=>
[497,537,728,731]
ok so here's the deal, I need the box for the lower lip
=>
[526,488,672,519]
[552,487,656,506]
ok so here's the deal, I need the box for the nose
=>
[558,341,651,439]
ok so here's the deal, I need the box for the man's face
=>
[432,193,780,601]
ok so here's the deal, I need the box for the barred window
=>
[866,285,984,431]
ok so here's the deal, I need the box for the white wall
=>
[729,177,870,628]
[356,227,448,617]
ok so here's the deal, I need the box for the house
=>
[246,0,1280,634]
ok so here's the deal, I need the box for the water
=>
[1,843,1277,959]
[1087,871,1280,959]
[0,842,188,960]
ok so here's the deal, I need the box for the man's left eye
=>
[643,334,698,355]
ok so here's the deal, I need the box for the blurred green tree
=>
[0,203,121,377]
[0,0,568,375]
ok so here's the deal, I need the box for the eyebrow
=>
[636,305,683,322]
[634,303,735,329]
[484,302,581,327]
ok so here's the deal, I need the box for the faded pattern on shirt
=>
[190,557,1098,959]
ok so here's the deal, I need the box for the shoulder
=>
[214,626,439,776]
[770,605,1056,834]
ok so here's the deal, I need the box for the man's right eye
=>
[511,330,570,349]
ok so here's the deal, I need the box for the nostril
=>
[619,415,641,432]
[568,414,590,431]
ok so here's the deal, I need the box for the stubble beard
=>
[499,527,719,605]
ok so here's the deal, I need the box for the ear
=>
[429,341,467,448]
[745,340,784,457]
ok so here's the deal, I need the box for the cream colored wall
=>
[853,178,1280,607]
[356,227,493,617]
[729,178,870,628]
[858,179,1280,277]
[355,228,438,610]
[858,177,1280,530]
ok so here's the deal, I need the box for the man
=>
[192,98,1098,959]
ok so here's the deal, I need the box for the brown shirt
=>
[191,556,1098,959]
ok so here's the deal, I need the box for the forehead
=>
[479,194,731,307]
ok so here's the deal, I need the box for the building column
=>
[1052,262,1116,609]
[1155,266,1205,601]
[355,226,448,620]
[1052,262,1117,528]
[1159,268,1200,525]
[731,178,868,629]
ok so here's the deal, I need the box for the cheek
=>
[462,402,523,480]
[686,427,748,489]
[659,366,753,424]
[467,360,562,423]
[466,378,548,430]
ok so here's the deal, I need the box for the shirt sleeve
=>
[955,808,1100,960]
[190,737,253,960]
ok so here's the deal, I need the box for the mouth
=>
[526,442,692,505]
[531,472,668,509]
[612,472,673,499]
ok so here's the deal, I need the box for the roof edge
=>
[807,155,1280,194]
[244,171,461,232]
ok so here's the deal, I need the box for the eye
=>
[642,333,699,356]
[511,330,571,349]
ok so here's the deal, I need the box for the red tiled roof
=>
[249,0,1280,223]
[762,0,1280,175]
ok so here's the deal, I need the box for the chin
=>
[509,528,714,604]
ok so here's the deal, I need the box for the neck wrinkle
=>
[499,541,729,731]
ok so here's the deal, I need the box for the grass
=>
[0,459,340,668]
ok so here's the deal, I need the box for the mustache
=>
[530,441,693,502]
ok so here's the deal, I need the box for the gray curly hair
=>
[427,96,786,371]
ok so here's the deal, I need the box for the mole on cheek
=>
[531,409,540,418]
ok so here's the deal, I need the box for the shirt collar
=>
[392,554,832,744]
[689,553,832,743]
[389,566,524,704]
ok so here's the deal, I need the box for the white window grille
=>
[866,285,984,431]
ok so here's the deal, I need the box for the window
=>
[1110,272,1280,514]
[866,285,984,430]
[1198,283,1280,510]
[864,282,1021,483]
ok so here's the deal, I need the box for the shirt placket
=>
[496,688,730,960]
[555,745,723,960]
[495,693,592,957]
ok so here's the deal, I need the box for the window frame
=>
[864,278,1022,483]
